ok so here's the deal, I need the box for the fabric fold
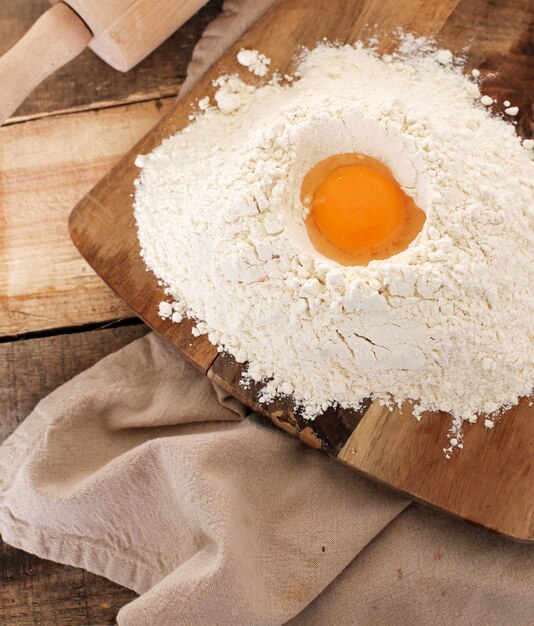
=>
[0,333,408,624]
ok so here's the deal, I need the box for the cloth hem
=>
[0,505,155,593]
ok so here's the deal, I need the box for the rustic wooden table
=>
[0,1,222,623]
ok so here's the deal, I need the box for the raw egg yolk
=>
[302,153,425,266]
[312,164,405,252]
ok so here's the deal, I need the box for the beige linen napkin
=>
[1,2,533,624]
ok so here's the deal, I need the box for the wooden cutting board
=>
[69,0,534,541]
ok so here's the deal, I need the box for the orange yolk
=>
[313,165,405,251]
[302,153,425,266]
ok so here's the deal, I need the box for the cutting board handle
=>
[0,3,92,125]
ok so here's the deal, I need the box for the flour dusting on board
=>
[134,36,534,451]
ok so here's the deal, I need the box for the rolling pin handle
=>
[0,3,92,126]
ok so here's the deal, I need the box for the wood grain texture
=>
[69,0,534,541]
[0,325,147,625]
[338,399,534,541]
[0,97,176,338]
[439,0,534,139]
[0,544,135,626]
[0,0,223,123]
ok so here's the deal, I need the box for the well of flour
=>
[134,38,534,437]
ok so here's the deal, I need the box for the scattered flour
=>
[135,38,534,432]
[198,96,210,110]
[158,301,172,319]
[434,49,453,65]
[237,48,271,77]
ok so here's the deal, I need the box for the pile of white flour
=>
[134,38,534,436]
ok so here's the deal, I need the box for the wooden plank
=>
[0,543,136,625]
[0,0,223,122]
[438,0,534,138]
[0,325,147,625]
[68,0,534,541]
[0,97,177,338]
[338,399,534,541]
[0,324,148,443]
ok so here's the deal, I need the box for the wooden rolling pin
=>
[0,0,208,125]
